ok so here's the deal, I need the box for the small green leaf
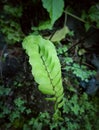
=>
[84,22,91,31]
[45,97,56,101]
[38,20,52,30]
[58,100,64,108]
[14,97,25,107]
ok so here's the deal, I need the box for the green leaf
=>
[50,26,69,42]
[38,20,52,30]
[4,5,22,18]
[84,22,91,31]
[14,97,25,107]
[22,35,64,115]
[89,4,99,21]
[45,97,56,101]
[42,0,64,26]
[58,100,64,108]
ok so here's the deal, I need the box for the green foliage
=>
[57,45,68,54]
[4,4,22,18]
[14,97,26,110]
[0,4,24,44]
[61,93,99,130]
[39,0,64,29]
[65,62,96,81]
[88,3,99,28]
[22,35,64,120]
[66,3,99,31]
[0,85,11,96]
[24,112,50,130]
[57,45,96,81]
[22,93,99,130]
[0,1,99,130]
[0,96,25,129]
[0,19,24,44]
[81,3,99,31]
[42,0,64,24]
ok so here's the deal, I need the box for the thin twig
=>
[64,10,97,29]
[66,29,97,53]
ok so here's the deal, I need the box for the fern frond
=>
[22,35,64,120]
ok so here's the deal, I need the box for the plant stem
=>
[65,10,86,23]
[64,10,96,29]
